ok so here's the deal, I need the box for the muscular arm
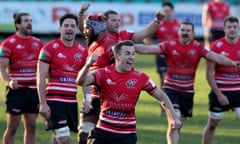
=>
[78,3,90,33]
[205,51,236,67]
[151,88,181,128]
[201,4,209,29]
[76,54,98,86]
[37,61,49,104]
[206,60,230,106]
[0,58,10,85]
[37,61,51,119]
[133,11,164,42]
[134,44,162,55]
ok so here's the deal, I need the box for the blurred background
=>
[0,0,240,42]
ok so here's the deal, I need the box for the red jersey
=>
[92,65,157,134]
[205,1,230,30]
[0,34,43,89]
[39,38,88,103]
[110,30,134,42]
[88,34,116,71]
[156,18,180,42]
[160,39,210,92]
[211,37,240,91]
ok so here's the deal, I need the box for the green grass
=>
[0,54,239,144]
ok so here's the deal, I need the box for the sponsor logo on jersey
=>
[57,53,66,58]
[16,44,24,49]
[106,79,116,85]
[74,53,82,60]
[126,79,137,87]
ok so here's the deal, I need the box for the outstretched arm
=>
[205,51,240,68]
[134,43,162,55]
[133,11,164,42]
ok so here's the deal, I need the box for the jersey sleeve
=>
[38,43,53,64]
[141,73,158,95]
[0,39,12,59]
[119,30,134,41]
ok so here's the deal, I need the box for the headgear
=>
[85,14,106,36]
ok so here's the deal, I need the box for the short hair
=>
[224,16,239,26]
[114,40,134,56]
[180,21,195,32]
[103,10,118,20]
[162,2,174,10]
[59,13,78,27]
[13,12,30,30]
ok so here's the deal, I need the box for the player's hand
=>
[80,3,90,14]
[217,93,229,106]
[234,61,240,69]
[86,53,99,66]
[155,11,165,21]
[170,118,182,130]
[39,103,51,119]
[81,100,91,113]
[8,79,19,89]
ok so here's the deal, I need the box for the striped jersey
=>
[156,18,180,42]
[205,1,230,30]
[211,37,240,91]
[160,39,210,92]
[92,65,157,134]
[0,34,43,89]
[38,38,88,103]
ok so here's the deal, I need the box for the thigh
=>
[180,92,194,117]
[156,55,167,73]
[209,91,228,112]
[47,101,68,130]
[66,103,78,133]
[164,88,180,109]
[23,88,39,113]
[5,87,26,115]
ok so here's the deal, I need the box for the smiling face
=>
[106,13,120,33]
[60,18,77,42]
[224,21,239,41]
[115,45,135,72]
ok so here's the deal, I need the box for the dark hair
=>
[103,10,118,20]
[180,21,195,32]
[114,40,134,55]
[59,13,78,27]
[224,16,239,26]
[162,2,174,10]
[13,12,29,30]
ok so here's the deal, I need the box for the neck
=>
[61,37,74,47]
[225,37,238,44]
[16,31,29,38]
[97,31,106,41]
[165,17,174,23]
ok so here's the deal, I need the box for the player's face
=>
[178,24,194,44]
[106,14,120,33]
[83,24,94,45]
[60,18,77,42]
[116,45,135,72]
[163,6,174,19]
[224,21,239,41]
[18,15,32,36]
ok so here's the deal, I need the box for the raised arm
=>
[76,54,99,86]
[206,60,229,106]
[78,3,90,33]
[133,11,164,42]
